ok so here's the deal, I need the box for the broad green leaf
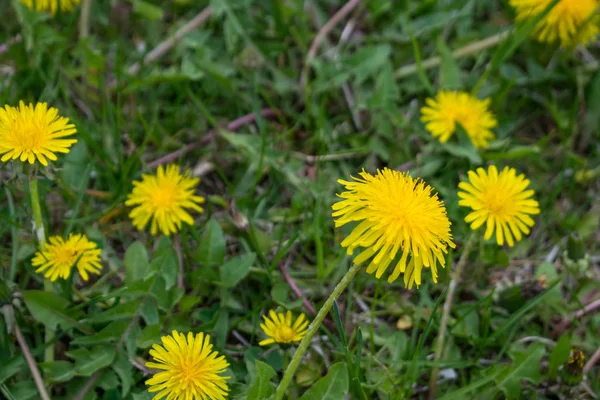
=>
[197,219,226,266]
[141,298,160,325]
[86,300,141,324]
[220,253,256,288]
[71,320,129,346]
[133,0,164,20]
[247,360,276,400]
[125,241,149,284]
[23,290,92,334]
[0,357,25,384]
[494,344,545,399]
[61,142,89,189]
[137,324,162,348]
[299,362,349,400]
[112,350,133,397]
[270,282,303,309]
[548,335,571,379]
[440,142,481,164]
[40,361,75,383]
[66,345,116,376]
[149,237,178,289]
[485,146,540,161]
[437,37,462,90]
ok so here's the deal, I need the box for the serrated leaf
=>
[137,324,162,348]
[437,37,462,90]
[220,253,256,288]
[548,335,571,379]
[86,300,141,324]
[299,362,349,400]
[22,290,92,334]
[247,360,276,400]
[197,219,226,266]
[494,343,545,399]
[40,361,75,383]
[125,241,149,284]
[71,320,129,345]
[112,350,133,397]
[66,345,116,376]
[149,237,178,290]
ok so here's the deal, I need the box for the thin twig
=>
[127,7,212,76]
[14,322,50,400]
[79,0,92,39]
[584,346,600,374]
[300,0,362,87]
[394,30,511,80]
[146,108,280,168]
[557,298,600,331]
[72,370,103,400]
[0,35,22,56]
[279,257,316,316]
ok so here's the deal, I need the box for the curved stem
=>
[29,176,54,362]
[274,262,363,400]
[429,232,477,399]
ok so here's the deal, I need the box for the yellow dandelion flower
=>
[146,330,230,400]
[20,0,80,14]
[125,164,205,236]
[259,310,308,346]
[509,0,599,48]
[32,234,102,282]
[421,91,497,149]
[458,165,540,247]
[332,168,455,289]
[0,101,77,166]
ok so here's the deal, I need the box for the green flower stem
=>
[429,232,478,400]
[274,262,363,400]
[29,176,54,362]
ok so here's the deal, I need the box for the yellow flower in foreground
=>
[259,310,308,346]
[0,101,77,166]
[146,330,229,400]
[458,165,540,247]
[421,91,497,149]
[510,0,599,48]
[20,0,80,14]
[332,168,455,289]
[32,234,102,281]
[126,164,205,236]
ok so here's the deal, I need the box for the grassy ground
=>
[1,0,599,399]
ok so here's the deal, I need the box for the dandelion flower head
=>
[0,101,77,166]
[421,91,497,149]
[332,168,455,289]
[509,0,599,47]
[126,164,205,236]
[458,165,540,247]
[259,310,308,346]
[146,330,230,400]
[32,234,102,282]
[20,0,81,14]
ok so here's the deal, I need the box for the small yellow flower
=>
[32,234,102,281]
[458,165,540,247]
[332,168,455,289]
[421,91,497,149]
[0,101,77,166]
[510,0,599,48]
[125,164,205,236]
[259,310,308,346]
[146,330,230,400]
[20,0,80,14]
